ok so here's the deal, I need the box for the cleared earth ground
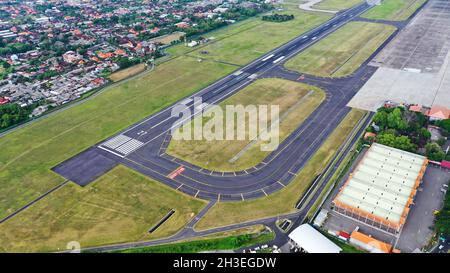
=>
[0,166,206,252]
[170,8,332,65]
[166,78,326,172]
[108,63,147,82]
[195,108,366,230]
[284,21,396,77]
[361,0,427,21]
[0,56,235,221]
[313,0,363,11]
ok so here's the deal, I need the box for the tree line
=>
[262,14,294,22]
[0,103,33,130]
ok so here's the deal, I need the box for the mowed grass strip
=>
[185,10,332,65]
[313,0,363,11]
[284,22,396,77]
[0,56,235,220]
[194,108,366,231]
[361,0,427,21]
[113,225,273,253]
[166,78,326,172]
[0,166,206,253]
[108,63,147,82]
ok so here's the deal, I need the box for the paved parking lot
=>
[395,164,450,252]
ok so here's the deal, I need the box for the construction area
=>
[348,0,450,111]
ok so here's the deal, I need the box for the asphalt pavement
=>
[54,3,378,201]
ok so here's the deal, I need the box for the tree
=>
[0,103,32,130]
[376,133,417,152]
[435,187,450,235]
[418,127,431,142]
[373,111,388,129]
[387,108,408,131]
[425,142,445,162]
[436,119,450,132]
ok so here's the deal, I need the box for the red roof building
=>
[441,161,450,169]
[0,97,10,105]
[409,104,422,113]
[426,106,450,120]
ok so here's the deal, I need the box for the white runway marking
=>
[273,56,285,64]
[101,135,132,149]
[99,134,144,156]
[115,139,144,155]
[262,54,275,61]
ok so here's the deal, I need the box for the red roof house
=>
[0,97,10,105]
[426,106,450,120]
[441,161,450,169]
[409,105,422,113]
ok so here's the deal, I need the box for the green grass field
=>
[167,9,332,65]
[0,166,206,252]
[284,22,396,77]
[0,1,365,252]
[361,0,427,21]
[195,109,366,230]
[113,226,273,253]
[313,0,363,11]
[166,78,325,172]
[0,56,235,221]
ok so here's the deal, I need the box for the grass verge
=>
[313,0,363,11]
[361,0,427,21]
[284,22,396,77]
[167,7,332,65]
[112,226,274,253]
[0,166,207,252]
[166,78,325,172]
[0,56,235,220]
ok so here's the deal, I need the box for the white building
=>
[288,224,342,253]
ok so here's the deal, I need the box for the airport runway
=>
[53,2,382,201]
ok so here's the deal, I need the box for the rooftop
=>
[427,105,450,119]
[288,224,342,253]
[350,231,393,253]
[333,143,428,228]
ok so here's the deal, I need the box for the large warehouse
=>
[332,143,428,233]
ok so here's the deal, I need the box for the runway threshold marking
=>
[168,166,185,179]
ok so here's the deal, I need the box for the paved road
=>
[52,1,429,253]
[431,236,450,253]
[80,111,372,253]
[54,3,377,202]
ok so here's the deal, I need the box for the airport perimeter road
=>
[53,2,380,202]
